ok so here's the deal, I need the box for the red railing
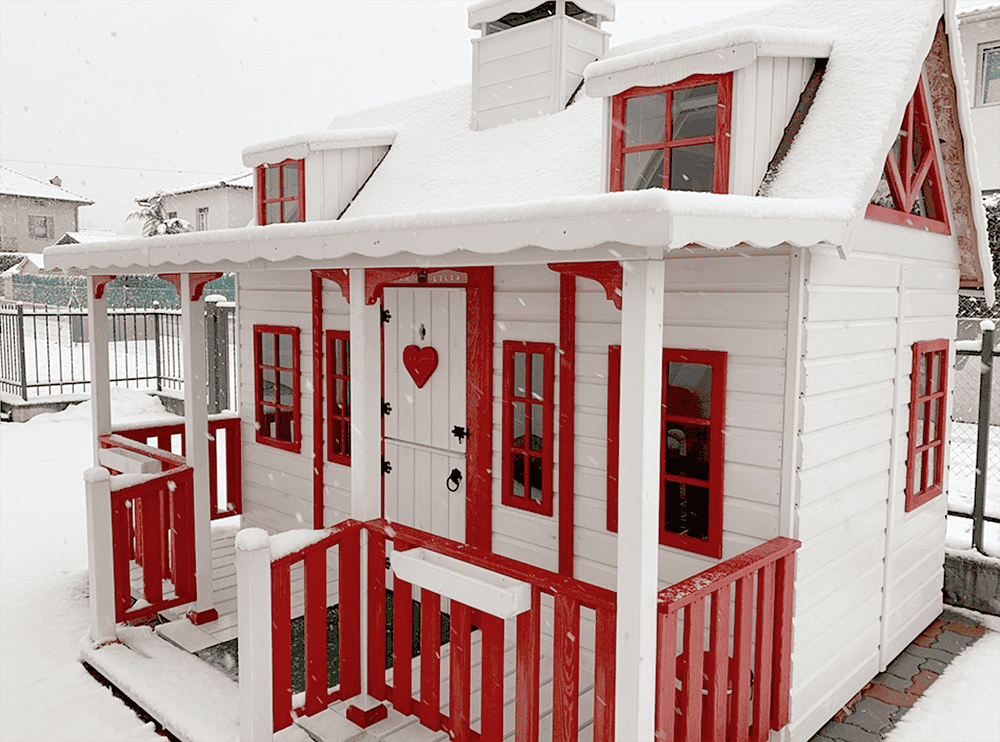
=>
[99,434,197,623]
[112,413,242,519]
[655,537,800,742]
[270,519,364,732]
[363,520,618,742]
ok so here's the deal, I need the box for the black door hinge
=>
[452,425,469,443]
[382,400,392,416]
[382,458,392,475]
[381,308,391,325]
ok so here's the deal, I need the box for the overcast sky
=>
[0,0,981,234]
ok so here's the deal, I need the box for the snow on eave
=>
[956,3,1000,22]
[43,190,851,275]
[468,0,615,27]
[136,171,252,201]
[0,165,94,204]
[241,128,398,168]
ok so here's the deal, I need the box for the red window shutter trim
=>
[905,338,949,512]
[253,324,302,453]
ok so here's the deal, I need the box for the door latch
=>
[446,468,463,492]
[452,426,469,443]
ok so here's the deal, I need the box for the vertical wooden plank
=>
[481,612,505,742]
[207,428,219,517]
[368,531,387,701]
[593,605,616,742]
[449,288,467,456]
[450,601,472,742]
[227,420,243,515]
[654,610,678,742]
[111,497,132,622]
[705,586,731,741]
[272,565,293,731]
[420,589,441,730]
[396,288,415,440]
[304,548,329,716]
[140,494,164,604]
[430,289,451,452]
[465,267,494,550]
[383,289,400,441]
[312,271,325,529]
[413,289,432,445]
[413,449,432,533]
[553,594,581,742]
[731,575,754,742]
[393,576,413,715]
[558,273,576,578]
[383,441,401,524]
[751,563,776,742]
[173,471,197,601]
[516,586,541,742]
[338,530,362,699]
[771,554,795,730]
[679,600,705,742]
[752,56,775,191]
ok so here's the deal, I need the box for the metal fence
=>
[0,299,236,413]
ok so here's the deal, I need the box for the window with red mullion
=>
[257,158,305,225]
[866,78,949,234]
[610,72,732,194]
[905,339,949,512]
[501,341,555,516]
[325,330,351,465]
[253,325,301,453]
[607,345,726,558]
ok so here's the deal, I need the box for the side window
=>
[28,215,54,239]
[607,346,727,558]
[977,42,1000,107]
[257,159,305,225]
[610,73,732,194]
[905,339,949,511]
[326,330,351,465]
[254,325,301,452]
[501,341,556,516]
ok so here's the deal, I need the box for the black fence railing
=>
[0,300,236,413]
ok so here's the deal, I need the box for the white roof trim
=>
[44,190,851,275]
[585,26,833,99]
[468,0,615,28]
[241,129,397,168]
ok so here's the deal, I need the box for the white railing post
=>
[84,467,116,644]
[236,528,273,742]
[87,276,112,465]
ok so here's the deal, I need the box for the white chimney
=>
[468,0,614,131]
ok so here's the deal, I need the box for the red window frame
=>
[607,345,727,558]
[257,158,305,225]
[905,339,949,512]
[325,330,351,465]
[610,72,732,194]
[253,325,301,453]
[501,340,556,516]
[866,78,949,235]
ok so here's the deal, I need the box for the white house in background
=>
[0,165,93,253]
[959,3,1000,193]
[135,171,254,232]
[45,1,994,741]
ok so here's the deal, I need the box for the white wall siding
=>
[305,145,389,221]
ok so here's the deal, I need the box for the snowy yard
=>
[0,391,997,741]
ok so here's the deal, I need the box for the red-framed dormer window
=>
[607,345,727,558]
[866,78,949,234]
[610,73,732,194]
[254,325,301,453]
[257,159,305,225]
[501,341,555,516]
[325,330,351,465]
[905,339,949,512]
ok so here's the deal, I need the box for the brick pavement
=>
[809,609,988,742]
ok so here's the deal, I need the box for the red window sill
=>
[865,204,950,235]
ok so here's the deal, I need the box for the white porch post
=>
[182,273,215,619]
[615,259,664,742]
[87,275,112,463]
[236,528,273,742]
[347,267,385,720]
[85,467,116,643]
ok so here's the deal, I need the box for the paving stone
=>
[885,651,923,682]
[904,643,955,662]
[933,630,976,655]
[809,735,839,742]
[940,613,988,637]
[849,698,897,733]
[920,657,948,674]
[865,683,915,708]
[815,720,881,742]
[872,671,910,692]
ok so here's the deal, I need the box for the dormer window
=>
[610,73,732,193]
[257,159,304,225]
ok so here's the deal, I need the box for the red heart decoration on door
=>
[402,345,439,389]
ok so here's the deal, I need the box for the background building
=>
[0,166,93,253]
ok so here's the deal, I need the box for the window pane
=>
[261,369,276,402]
[266,201,280,225]
[625,93,666,147]
[664,423,710,481]
[663,481,710,540]
[672,84,717,140]
[984,47,1000,105]
[530,407,543,450]
[512,401,526,442]
[666,362,712,418]
[277,408,294,442]
[531,353,545,400]
[265,166,279,199]
[669,143,715,192]
[624,149,664,190]
[279,372,294,405]
[514,352,526,397]
[283,199,299,223]
[262,333,275,365]
[282,163,298,196]
[528,454,543,503]
[261,404,276,438]
[277,333,294,368]
[512,453,526,495]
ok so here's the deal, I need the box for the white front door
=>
[382,287,466,542]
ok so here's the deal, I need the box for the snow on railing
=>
[655,536,800,742]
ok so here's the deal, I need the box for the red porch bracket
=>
[365,267,422,305]
[158,272,223,301]
[91,275,117,300]
[313,268,350,303]
[548,261,622,310]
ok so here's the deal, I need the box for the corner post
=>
[182,273,216,622]
[87,276,112,464]
[236,529,273,742]
[85,467,116,644]
[615,259,664,742]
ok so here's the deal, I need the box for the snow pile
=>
[268,528,333,562]
[32,386,172,425]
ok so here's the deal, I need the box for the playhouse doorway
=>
[382,286,467,542]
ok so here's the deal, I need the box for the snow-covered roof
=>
[0,165,93,204]
[137,172,253,201]
[242,130,398,169]
[55,230,127,245]
[1,253,44,276]
[956,3,1000,21]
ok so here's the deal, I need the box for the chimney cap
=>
[49,175,62,187]
[468,0,615,29]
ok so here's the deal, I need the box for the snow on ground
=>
[0,390,166,742]
[884,630,1000,742]
[947,421,1000,557]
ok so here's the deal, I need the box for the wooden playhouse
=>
[46,0,994,740]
